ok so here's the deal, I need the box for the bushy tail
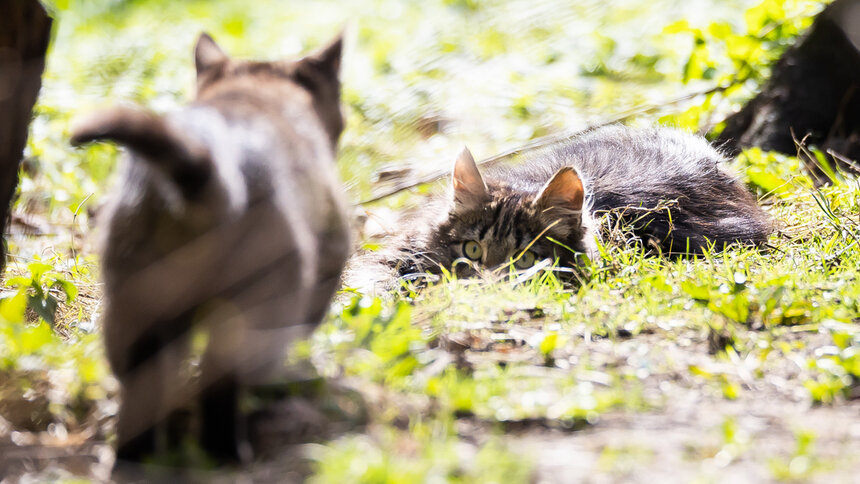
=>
[71,107,211,195]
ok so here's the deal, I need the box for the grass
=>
[2,0,859,482]
[305,167,860,481]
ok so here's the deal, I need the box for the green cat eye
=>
[514,250,537,269]
[463,240,483,261]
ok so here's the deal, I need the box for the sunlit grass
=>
[306,172,859,480]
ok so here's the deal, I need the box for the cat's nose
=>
[482,248,509,268]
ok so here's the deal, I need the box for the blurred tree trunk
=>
[0,0,52,271]
[716,0,860,183]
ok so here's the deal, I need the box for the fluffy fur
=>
[348,125,772,292]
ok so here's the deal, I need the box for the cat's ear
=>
[195,32,229,76]
[452,147,488,211]
[533,167,585,231]
[290,33,343,94]
[302,33,343,75]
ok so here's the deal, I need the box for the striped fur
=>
[347,125,772,292]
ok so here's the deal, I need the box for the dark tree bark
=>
[0,0,52,270]
[717,0,860,182]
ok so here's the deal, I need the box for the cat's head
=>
[193,32,344,147]
[421,148,597,277]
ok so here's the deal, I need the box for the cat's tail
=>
[71,106,211,195]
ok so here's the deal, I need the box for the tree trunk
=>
[0,0,53,270]
[716,0,860,183]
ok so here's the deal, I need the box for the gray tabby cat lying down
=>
[71,32,350,465]
[348,125,772,292]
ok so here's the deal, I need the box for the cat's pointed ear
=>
[195,33,229,75]
[452,147,488,211]
[533,167,585,231]
[300,32,343,75]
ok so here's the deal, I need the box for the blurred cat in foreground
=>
[71,32,349,465]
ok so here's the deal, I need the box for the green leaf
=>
[832,332,852,350]
[747,168,790,197]
[20,321,54,354]
[0,292,28,323]
[28,293,59,326]
[27,262,54,285]
[707,22,733,39]
[52,278,79,302]
[721,378,740,400]
[5,276,33,290]
[539,332,558,355]
[709,292,749,323]
[663,20,691,34]
[681,281,711,301]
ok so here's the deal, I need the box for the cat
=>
[70,32,350,465]
[348,125,772,292]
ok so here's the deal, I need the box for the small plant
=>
[768,429,829,480]
[804,331,860,404]
[0,260,108,436]
[3,261,78,328]
[314,297,426,386]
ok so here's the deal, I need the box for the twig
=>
[827,148,860,173]
[71,193,93,274]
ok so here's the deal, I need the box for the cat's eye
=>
[462,240,483,261]
[514,250,537,269]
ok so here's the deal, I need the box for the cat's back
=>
[499,125,725,189]
[489,125,771,251]
[563,125,722,175]
[180,88,350,287]
[103,81,348,264]
[183,92,345,226]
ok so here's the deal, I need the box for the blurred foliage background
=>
[21,0,825,233]
[6,0,859,482]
